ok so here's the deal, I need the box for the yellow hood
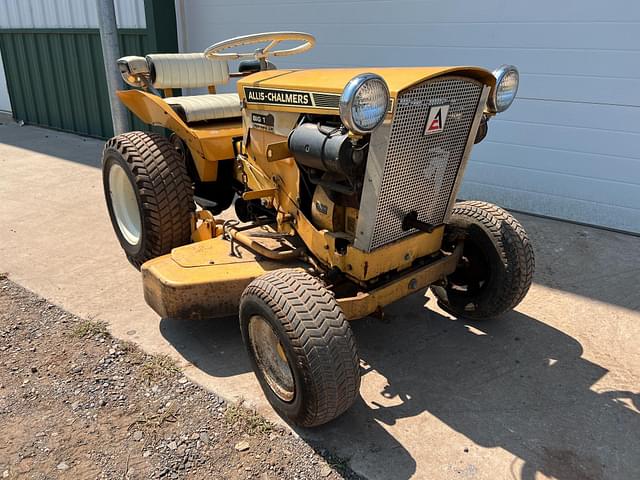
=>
[238,66,495,97]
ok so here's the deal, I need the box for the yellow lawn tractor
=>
[102,32,534,427]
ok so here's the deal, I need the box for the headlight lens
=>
[490,65,519,113]
[340,74,390,134]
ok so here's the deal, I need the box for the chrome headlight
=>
[489,65,519,113]
[339,73,390,134]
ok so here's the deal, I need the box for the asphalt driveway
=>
[1,118,638,479]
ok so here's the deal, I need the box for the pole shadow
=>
[0,120,103,168]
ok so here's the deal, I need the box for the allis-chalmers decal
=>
[244,86,394,113]
[244,87,313,107]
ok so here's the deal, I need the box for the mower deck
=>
[142,235,293,320]
[142,232,462,321]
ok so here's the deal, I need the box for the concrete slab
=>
[1,119,639,480]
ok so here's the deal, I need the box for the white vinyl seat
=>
[141,53,241,124]
[164,93,241,123]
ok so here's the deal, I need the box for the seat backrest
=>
[146,53,229,89]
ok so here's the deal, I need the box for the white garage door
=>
[0,52,11,112]
[178,0,640,234]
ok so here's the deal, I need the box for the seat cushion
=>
[165,93,241,123]
[146,53,229,89]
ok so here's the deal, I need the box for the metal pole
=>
[96,0,129,135]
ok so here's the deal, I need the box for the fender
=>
[116,90,242,181]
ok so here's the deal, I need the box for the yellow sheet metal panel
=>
[239,66,495,98]
[244,129,301,215]
[117,89,242,181]
[141,237,294,320]
[141,229,458,320]
[142,257,251,319]
[294,211,445,282]
[171,236,275,267]
[338,244,462,320]
[191,121,243,165]
[118,89,195,139]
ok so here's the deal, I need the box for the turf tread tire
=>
[102,131,194,268]
[433,201,535,319]
[240,269,360,427]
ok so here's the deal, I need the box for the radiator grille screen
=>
[366,76,483,251]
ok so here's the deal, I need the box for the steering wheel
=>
[204,32,315,63]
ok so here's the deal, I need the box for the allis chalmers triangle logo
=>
[424,104,450,136]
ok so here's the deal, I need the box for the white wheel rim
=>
[108,163,142,246]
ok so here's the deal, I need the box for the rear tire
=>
[102,131,194,268]
[240,269,361,427]
[431,201,534,319]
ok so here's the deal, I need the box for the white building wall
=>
[178,0,640,234]
[0,0,146,29]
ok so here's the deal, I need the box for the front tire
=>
[432,201,534,319]
[102,131,194,268]
[240,269,361,427]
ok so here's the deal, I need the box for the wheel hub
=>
[449,240,490,294]
[248,315,295,402]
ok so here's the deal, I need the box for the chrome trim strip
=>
[444,84,491,222]
[352,117,393,251]
[311,92,340,108]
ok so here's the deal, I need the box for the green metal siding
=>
[120,30,154,134]
[0,29,149,138]
[144,0,179,54]
[0,0,178,138]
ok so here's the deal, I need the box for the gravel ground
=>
[0,274,362,479]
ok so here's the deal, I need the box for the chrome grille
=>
[354,76,484,252]
[312,92,340,108]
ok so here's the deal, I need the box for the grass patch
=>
[224,402,272,435]
[138,354,179,384]
[70,319,109,338]
[120,341,147,367]
[119,340,139,354]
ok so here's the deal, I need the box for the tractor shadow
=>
[160,294,640,480]
[160,314,250,378]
